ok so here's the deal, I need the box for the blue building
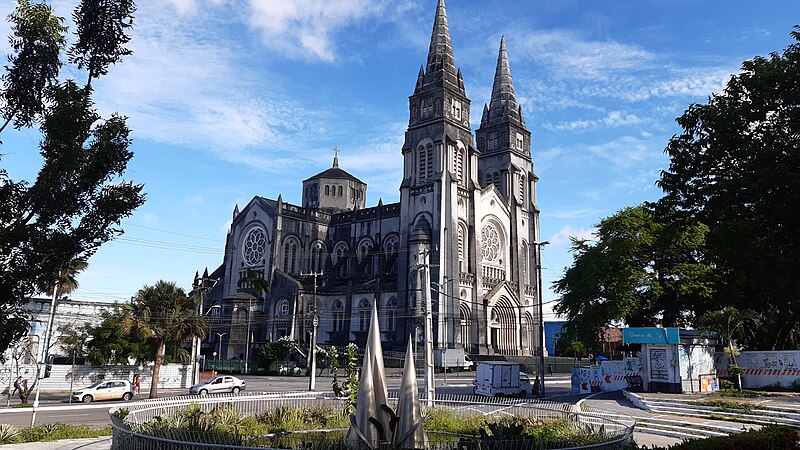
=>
[544,321,568,356]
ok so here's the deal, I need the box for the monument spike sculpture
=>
[347,300,394,448]
[393,335,428,449]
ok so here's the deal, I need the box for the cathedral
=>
[197,0,544,362]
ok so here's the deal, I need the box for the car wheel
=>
[82,395,93,403]
[122,392,133,401]
[232,387,240,394]
[199,389,208,397]
[519,390,527,398]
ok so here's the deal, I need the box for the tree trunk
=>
[149,341,165,399]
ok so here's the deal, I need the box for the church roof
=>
[481,36,526,129]
[304,150,364,184]
[304,166,363,184]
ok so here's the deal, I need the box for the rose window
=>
[480,223,501,263]
[242,227,267,266]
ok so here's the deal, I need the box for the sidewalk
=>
[0,437,111,450]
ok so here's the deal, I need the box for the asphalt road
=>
[0,375,576,428]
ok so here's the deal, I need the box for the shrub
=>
[662,425,799,449]
[15,423,111,443]
[422,408,486,435]
[0,424,19,445]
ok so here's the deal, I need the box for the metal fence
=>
[110,392,635,450]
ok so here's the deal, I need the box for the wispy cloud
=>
[587,135,666,169]
[545,111,643,131]
[549,225,597,246]
[246,0,389,62]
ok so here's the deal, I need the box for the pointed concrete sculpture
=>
[393,335,428,449]
[347,299,394,449]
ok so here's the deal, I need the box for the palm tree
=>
[38,258,89,298]
[699,307,759,390]
[123,280,209,399]
[568,341,587,366]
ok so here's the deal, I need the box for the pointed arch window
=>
[333,300,344,332]
[358,298,370,332]
[454,146,465,184]
[358,239,374,276]
[385,298,397,332]
[457,224,466,272]
[310,241,325,273]
[282,237,300,274]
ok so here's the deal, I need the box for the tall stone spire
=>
[418,0,460,93]
[487,36,521,126]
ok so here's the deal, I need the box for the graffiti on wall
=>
[649,348,668,380]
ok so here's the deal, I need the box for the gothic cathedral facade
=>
[198,0,543,361]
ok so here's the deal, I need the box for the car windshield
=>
[204,377,220,384]
[85,381,105,389]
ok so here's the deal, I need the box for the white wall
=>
[0,364,192,393]
[715,350,800,389]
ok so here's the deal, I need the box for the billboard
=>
[623,327,679,345]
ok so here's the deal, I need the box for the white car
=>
[189,375,246,396]
[72,379,134,403]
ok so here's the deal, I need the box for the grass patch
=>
[689,399,756,412]
[713,389,773,398]
[648,425,800,449]
[12,403,33,408]
[12,423,111,443]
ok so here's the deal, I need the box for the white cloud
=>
[545,111,643,131]
[513,30,655,81]
[549,225,597,246]
[587,135,666,169]
[220,220,232,235]
[246,0,388,62]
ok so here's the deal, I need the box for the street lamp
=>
[191,275,219,384]
[216,332,227,373]
[532,240,549,398]
[431,278,455,384]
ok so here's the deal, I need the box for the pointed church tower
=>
[399,0,476,352]
[476,37,533,200]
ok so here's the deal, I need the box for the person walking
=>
[132,374,141,396]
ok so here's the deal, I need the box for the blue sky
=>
[1,0,797,321]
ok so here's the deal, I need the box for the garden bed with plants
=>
[113,403,623,449]
[0,422,111,445]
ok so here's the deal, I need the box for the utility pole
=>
[301,271,322,390]
[411,259,435,406]
[244,296,252,374]
[191,273,218,385]
[31,277,59,426]
[533,241,550,398]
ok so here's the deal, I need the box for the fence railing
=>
[110,392,636,450]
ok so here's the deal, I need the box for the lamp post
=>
[301,271,322,390]
[532,240,549,398]
[216,332,227,372]
[191,275,219,384]
[244,296,252,374]
[431,278,455,384]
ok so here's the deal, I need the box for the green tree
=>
[85,308,150,366]
[37,258,88,298]
[56,322,90,359]
[554,205,714,346]
[658,27,800,350]
[0,0,144,359]
[122,281,208,398]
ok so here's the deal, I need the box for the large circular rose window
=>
[242,227,267,266]
[480,222,501,262]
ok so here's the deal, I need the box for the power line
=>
[121,222,224,243]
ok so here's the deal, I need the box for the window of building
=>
[386,298,397,332]
[283,237,299,274]
[276,298,290,316]
[454,146,465,184]
[358,240,374,275]
[516,132,524,150]
[358,298,370,332]
[242,227,267,267]
[480,222,501,263]
[337,186,342,196]
[452,99,462,120]
[310,242,325,273]
[325,185,330,196]
[333,300,344,332]
[457,224,466,271]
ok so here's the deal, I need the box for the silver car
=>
[72,379,133,403]
[188,375,246,396]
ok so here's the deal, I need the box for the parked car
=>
[189,375,246,396]
[72,379,134,403]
